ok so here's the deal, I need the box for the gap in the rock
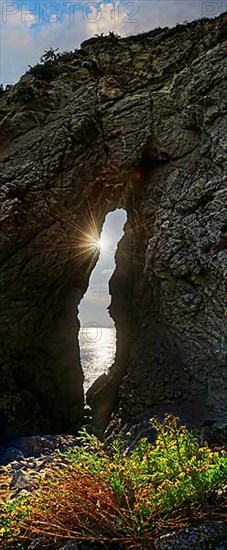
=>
[78,209,127,394]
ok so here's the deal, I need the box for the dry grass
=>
[1,415,227,549]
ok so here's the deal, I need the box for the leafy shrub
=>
[28,62,59,81]
[28,48,61,81]
[10,82,38,104]
[2,415,227,548]
[28,47,76,81]
[40,47,76,64]
[108,31,121,40]
[55,50,76,63]
[40,47,59,63]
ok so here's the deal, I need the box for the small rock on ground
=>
[154,521,227,550]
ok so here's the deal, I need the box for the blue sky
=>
[1,1,224,85]
[1,1,225,326]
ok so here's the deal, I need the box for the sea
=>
[79,326,116,392]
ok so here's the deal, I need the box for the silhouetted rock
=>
[0,14,226,438]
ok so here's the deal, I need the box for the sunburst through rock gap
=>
[78,209,127,392]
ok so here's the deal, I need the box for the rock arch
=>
[0,14,226,438]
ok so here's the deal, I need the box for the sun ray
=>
[53,204,104,269]
[48,205,149,275]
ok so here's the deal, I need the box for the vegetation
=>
[28,47,62,81]
[28,46,83,81]
[28,34,122,82]
[0,84,13,96]
[103,31,121,40]
[1,415,226,549]
[28,61,59,81]
[9,82,38,104]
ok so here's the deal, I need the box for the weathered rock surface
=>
[154,522,227,550]
[0,14,226,438]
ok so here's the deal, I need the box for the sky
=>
[1,1,225,86]
[79,209,127,327]
[1,0,225,326]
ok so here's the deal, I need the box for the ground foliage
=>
[1,415,227,549]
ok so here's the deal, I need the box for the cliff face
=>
[0,15,226,438]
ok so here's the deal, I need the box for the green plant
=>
[2,415,226,548]
[108,31,121,40]
[28,62,59,81]
[10,82,37,104]
[28,48,60,81]
[28,47,75,82]
[40,47,59,63]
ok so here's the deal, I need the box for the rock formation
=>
[0,14,226,439]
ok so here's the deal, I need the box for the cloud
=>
[1,3,89,84]
[84,1,220,40]
[85,1,138,37]
[0,7,37,83]
[2,0,223,84]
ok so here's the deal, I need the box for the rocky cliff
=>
[0,14,226,439]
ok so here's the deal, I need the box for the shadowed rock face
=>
[0,15,226,438]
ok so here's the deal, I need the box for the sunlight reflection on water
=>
[79,327,116,392]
